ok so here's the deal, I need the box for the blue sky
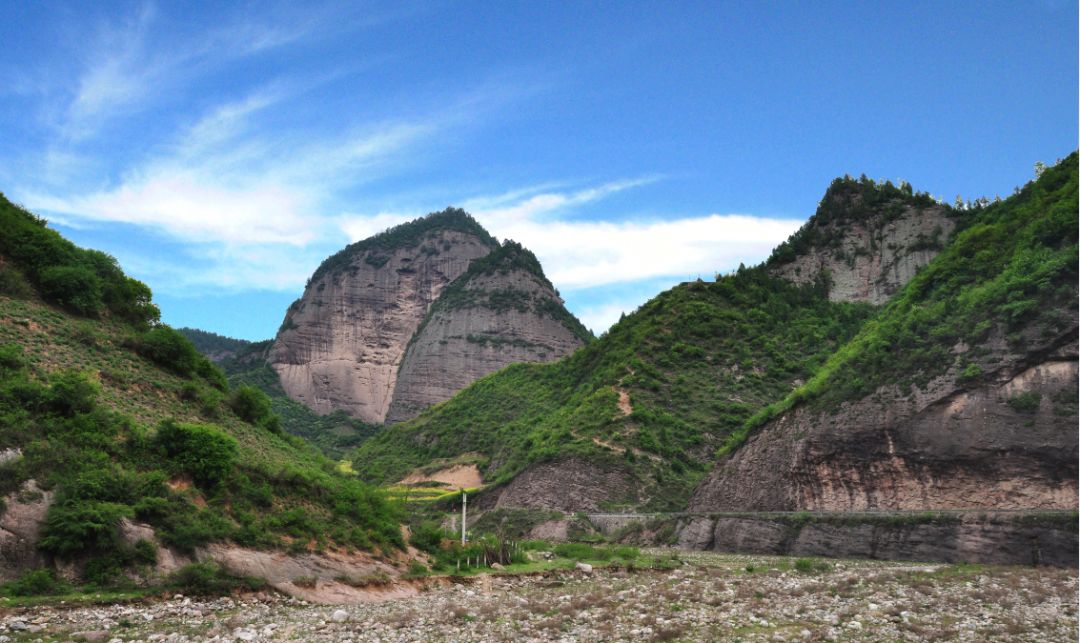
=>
[1,1,1076,340]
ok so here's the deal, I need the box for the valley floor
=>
[2,551,1075,642]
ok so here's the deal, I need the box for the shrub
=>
[39,501,133,556]
[155,420,237,488]
[229,385,281,432]
[794,557,831,574]
[38,265,103,316]
[410,522,447,554]
[167,562,264,596]
[1,569,70,596]
[0,265,34,299]
[1007,391,1042,414]
[136,327,201,376]
[46,370,100,417]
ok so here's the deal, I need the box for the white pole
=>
[461,490,467,545]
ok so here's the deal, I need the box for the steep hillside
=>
[767,176,956,303]
[0,194,402,589]
[691,154,1079,512]
[269,208,499,422]
[353,268,873,511]
[386,241,591,423]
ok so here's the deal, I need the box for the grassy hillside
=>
[0,194,401,588]
[726,153,1079,452]
[353,267,872,509]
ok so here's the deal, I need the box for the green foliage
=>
[0,193,159,328]
[1,569,71,597]
[228,385,278,430]
[155,420,238,488]
[39,501,133,557]
[355,266,872,509]
[38,265,103,316]
[167,562,265,596]
[794,558,831,574]
[1007,391,1042,414]
[46,370,101,417]
[134,327,201,376]
[176,328,251,356]
[223,361,379,458]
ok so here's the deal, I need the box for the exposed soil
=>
[400,464,483,489]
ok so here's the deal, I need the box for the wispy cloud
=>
[59,2,323,140]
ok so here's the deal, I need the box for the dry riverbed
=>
[1,551,1075,642]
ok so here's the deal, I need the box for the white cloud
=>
[339,182,801,292]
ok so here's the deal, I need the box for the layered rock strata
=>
[269,226,495,422]
[689,328,1079,512]
[386,244,588,423]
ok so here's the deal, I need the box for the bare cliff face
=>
[768,179,956,304]
[269,212,589,425]
[689,326,1079,512]
[268,215,497,423]
[385,243,589,423]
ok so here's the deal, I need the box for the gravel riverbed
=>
[1,551,1075,642]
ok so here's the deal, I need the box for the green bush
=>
[553,542,611,561]
[0,265,34,299]
[46,370,100,417]
[167,562,264,596]
[1,569,70,596]
[38,265,103,316]
[39,501,133,556]
[155,420,238,488]
[229,385,279,431]
[136,327,201,376]
[1007,391,1042,414]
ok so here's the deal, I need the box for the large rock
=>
[690,329,1079,513]
[769,180,955,304]
[386,243,588,423]
[269,213,497,422]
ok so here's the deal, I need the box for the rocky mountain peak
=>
[385,241,590,423]
[268,209,588,424]
[767,175,957,304]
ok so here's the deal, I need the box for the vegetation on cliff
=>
[726,153,1079,453]
[411,240,593,345]
[766,175,946,267]
[308,207,499,284]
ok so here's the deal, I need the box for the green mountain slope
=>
[690,153,1078,512]
[730,152,1078,451]
[0,194,401,587]
[353,266,873,510]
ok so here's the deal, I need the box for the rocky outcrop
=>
[386,243,589,423]
[481,458,641,513]
[268,212,498,422]
[269,212,589,424]
[690,328,1079,513]
[0,480,51,579]
[673,513,1077,567]
[769,180,955,304]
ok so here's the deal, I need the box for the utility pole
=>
[461,489,467,545]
